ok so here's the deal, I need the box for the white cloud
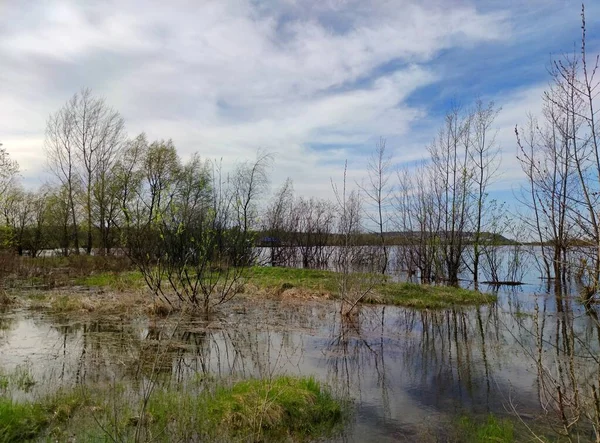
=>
[0,0,544,202]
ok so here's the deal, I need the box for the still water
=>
[2,278,598,441]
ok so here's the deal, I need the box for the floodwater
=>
[1,247,599,441]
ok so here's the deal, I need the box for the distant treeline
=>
[256,231,517,247]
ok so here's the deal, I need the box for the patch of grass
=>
[49,295,85,313]
[456,414,515,442]
[2,376,346,442]
[74,271,144,292]
[1,255,136,290]
[250,266,339,294]
[0,290,15,307]
[205,376,344,440]
[0,398,47,442]
[369,282,496,309]
[11,365,35,393]
[25,289,152,316]
[250,266,496,309]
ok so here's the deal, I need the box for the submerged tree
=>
[516,4,600,301]
[359,138,393,274]
[333,161,380,316]
[262,178,297,267]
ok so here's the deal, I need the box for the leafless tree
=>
[429,106,474,285]
[262,178,297,266]
[516,5,600,301]
[233,150,273,236]
[467,100,502,284]
[45,104,80,255]
[332,161,379,316]
[359,138,393,274]
[296,197,336,269]
[45,88,126,255]
[0,144,19,202]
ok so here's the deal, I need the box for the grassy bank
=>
[250,266,496,309]
[0,376,346,442]
[6,258,495,312]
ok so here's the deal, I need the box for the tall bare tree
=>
[45,105,80,254]
[45,88,125,255]
[359,138,393,274]
[429,106,473,285]
[468,100,501,284]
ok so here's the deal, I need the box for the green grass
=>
[33,265,495,310]
[73,271,145,292]
[370,281,496,309]
[0,398,47,443]
[250,266,339,294]
[205,376,344,440]
[0,376,346,442]
[456,415,515,442]
[250,266,496,309]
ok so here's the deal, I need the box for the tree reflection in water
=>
[2,293,599,440]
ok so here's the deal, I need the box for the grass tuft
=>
[206,376,344,440]
[457,414,515,442]
[0,398,47,442]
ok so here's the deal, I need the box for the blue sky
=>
[0,0,599,207]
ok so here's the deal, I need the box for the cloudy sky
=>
[1,0,599,203]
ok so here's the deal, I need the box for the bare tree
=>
[262,178,297,266]
[429,106,473,285]
[468,100,502,284]
[233,151,273,236]
[231,151,273,266]
[359,138,393,274]
[45,88,126,255]
[332,161,379,316]
[112,134,147,234]
[0,144,19,202]
[516,5,600,301]
[45,104,80,255]
[296,197,336,269]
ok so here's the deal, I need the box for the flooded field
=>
[2,278,597,441]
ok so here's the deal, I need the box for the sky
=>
[1,0,599,206]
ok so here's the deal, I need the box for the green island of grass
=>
[249,266,496,309]
[16,262,495,312]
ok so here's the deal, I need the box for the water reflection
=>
[1,294,599,441]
